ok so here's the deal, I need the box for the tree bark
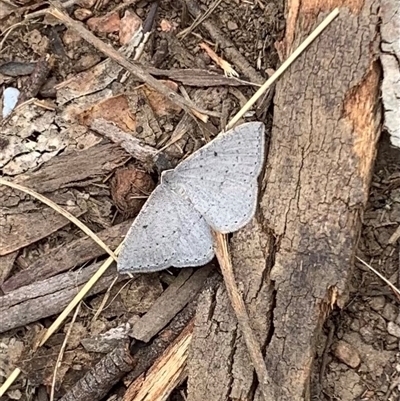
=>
[188,3,381,401]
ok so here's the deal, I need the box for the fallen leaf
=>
[111,168,155,217]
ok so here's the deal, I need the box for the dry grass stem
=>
[0,177,117,261]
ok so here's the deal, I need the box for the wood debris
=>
[199,42,239,78]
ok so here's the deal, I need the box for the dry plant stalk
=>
[356,256,400,298]
[0,177,117,261]
[212,232,274,400]
[50,302,82,401]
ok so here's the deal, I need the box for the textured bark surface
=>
[188,3,381,401]
[1,220,131,293]
[0,143,128,256]
[380,0,400,147]
[0,262,125,333]
[188,221,275,400]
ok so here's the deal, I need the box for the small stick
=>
[388,225,400,244]
[17,53,52,104]
[90,118,159,162]
[212,231,274,400]
[226,8,339,129]
[47,0,217,120]
[60,341,134,401]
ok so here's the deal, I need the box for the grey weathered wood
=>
[146,67,251,87]
[1,220,131,293]
[0,262,125,333]
[18,142,128,193]
[188,5,381,401]
[0,143,129,257]
[129,266,213,342]
[0,251,17,287]
[0,203,86,256]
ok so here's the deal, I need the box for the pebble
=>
[386,334,398,345]
[62,29,82,46]
[369,295,386,311]
[227,20,238,30]
[349,318,360,332]
[333,340,361,368]
[359,325,375,344]
[382,302,397,321]
[136,7,145,17]
[6,390,21,400]
[385,336,398,350]
[74,8,92,21]
[387,321,400,338]
[2,87,20,118]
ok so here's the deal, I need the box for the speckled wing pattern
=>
[118,185,214,273]
[163,122,265,233]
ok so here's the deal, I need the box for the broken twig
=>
[213,232,275,400]
[90,118,158,163]
[123,321,193,401]
[60,341,134,401]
